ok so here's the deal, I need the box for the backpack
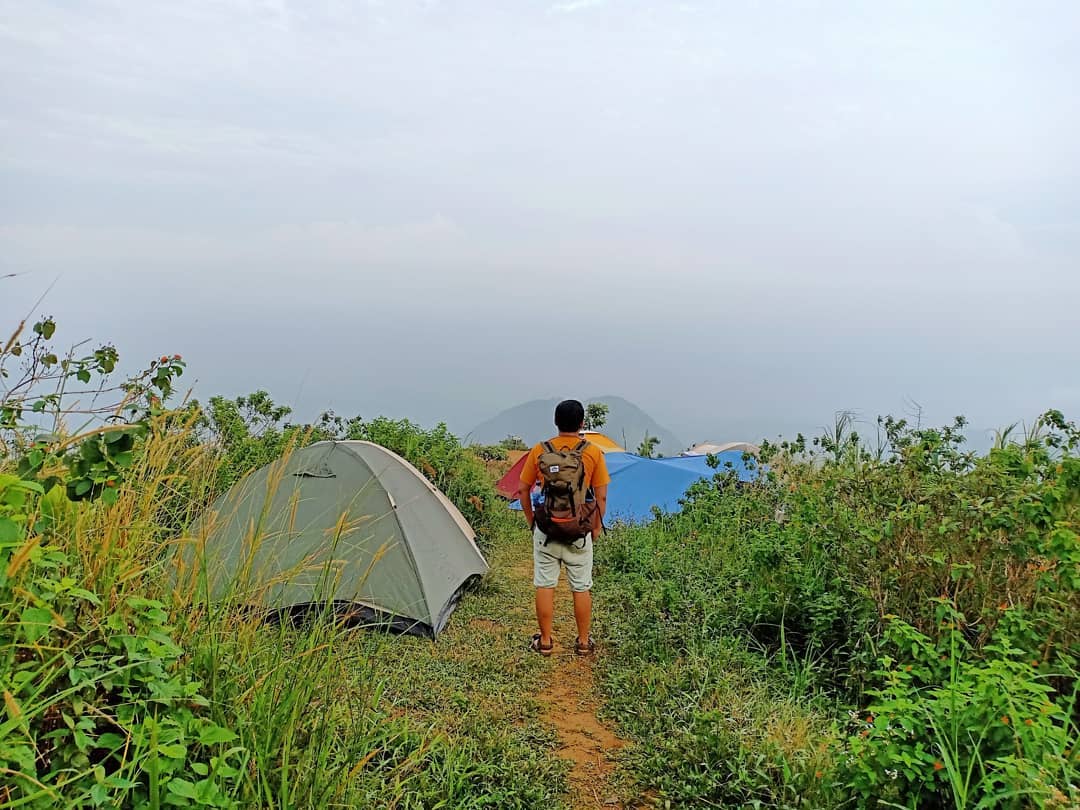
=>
[533,440,599,544]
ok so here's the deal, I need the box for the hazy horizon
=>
[3,1,1078,445]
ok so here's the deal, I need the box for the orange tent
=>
[495,431,624,498]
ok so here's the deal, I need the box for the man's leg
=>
[564,535,594,646]
[536,587,555,645]
[572,589,592,643]
[533,527,560,647]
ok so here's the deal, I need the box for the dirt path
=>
[509,557,633,809]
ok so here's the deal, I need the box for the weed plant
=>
[594,413,1079,808]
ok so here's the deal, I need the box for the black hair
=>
[554,399,585,433]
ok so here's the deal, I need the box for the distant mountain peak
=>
[469,396,683,453]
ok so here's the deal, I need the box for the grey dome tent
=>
[182,441,489,638]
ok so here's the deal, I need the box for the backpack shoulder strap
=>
[542,441,556,454]
[572,440,588,453]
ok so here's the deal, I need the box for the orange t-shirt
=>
[519,436,612,491]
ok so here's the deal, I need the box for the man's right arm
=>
[519,480,535,528]
[590,450,610,536]
[518,448,538,528]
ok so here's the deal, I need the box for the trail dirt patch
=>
[496,525,642,807]
[541,648,625,806]
[536,574,634,807]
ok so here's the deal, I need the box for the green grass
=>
[184,525,569,810]
[346,524,569,808]
[592,522,839,809]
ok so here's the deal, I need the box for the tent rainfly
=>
[182,441,488,638]
[682,441,761,457]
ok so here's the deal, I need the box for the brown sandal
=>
[575,636,596,655]
[530,633,554,656]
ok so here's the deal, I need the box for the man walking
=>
[518,399,610,656]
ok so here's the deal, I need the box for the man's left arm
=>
[592,485,608,521]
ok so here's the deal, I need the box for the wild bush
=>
[839,607,1078,809]
[470,444,509,462]
[596,412,1079,808]
[0,319,242,807]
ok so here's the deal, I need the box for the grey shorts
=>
[533,527,593,592]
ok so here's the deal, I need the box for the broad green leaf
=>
[157,743,187,759]
[89,782,110,805]
[0,472,23,491]
[97,732,126,750]
[0,517,23,545]
[197,725,238,746]
[40,485,74,523]
[1,488,26,509]
[20,607,54,642]
[0,742,38,774]
[165,777,197,798]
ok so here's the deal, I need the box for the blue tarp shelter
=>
[511,450,758,524]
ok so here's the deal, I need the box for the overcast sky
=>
[2,1,1078,444]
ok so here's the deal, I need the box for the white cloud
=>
[1,0,1077,434]
[0,216,473,268]
[550,0,608,14]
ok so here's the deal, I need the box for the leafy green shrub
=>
[1,322,242,807]
[470,444,509,462]
[839,608,1079,808]
[742,412,1080,691]
[195,392,340,494]
[498,435,528,452]
[596,410,1079,807]
[0,516,243,808]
